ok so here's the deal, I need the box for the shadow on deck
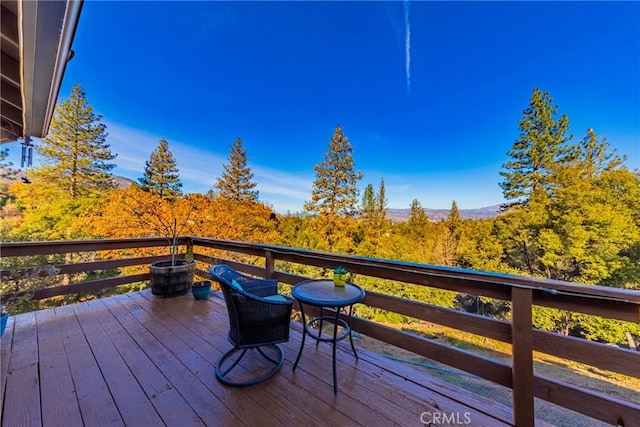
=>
[1,290,517,426]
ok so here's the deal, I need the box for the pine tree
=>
[0,148,9,167]
[304,125,363,251]
[361,178,388,228]
[357,178,388,255]
[214,137,258,202]
[499,88,573,201]
[401,199,433,263]
[446,200,461,234]
[441,200,462,266]
[574,128,625,179]
[539,129,639,284]
[138,138,183,200]
[0,148,14,193]
[361,183,377,227]
[304,125,363,216]
[407,199,429,238]
[376,178,388,226]
[35,83,116,198]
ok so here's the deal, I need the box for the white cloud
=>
[103,121,314,212]
[253,165,313,201]
[3,120,506,213]
[404,0,411,94]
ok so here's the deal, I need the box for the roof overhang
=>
[1,0,83,144]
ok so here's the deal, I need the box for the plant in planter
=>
[89,182,197,297]
[191,280,212,300]
[150,219,196,297]
[150,258,195,297]
[333,266,348,287]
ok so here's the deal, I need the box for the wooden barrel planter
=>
[150,259,196,297]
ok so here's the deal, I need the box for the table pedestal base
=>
[292,304,358,395]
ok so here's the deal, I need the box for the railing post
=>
[265,251,274,279]
[186,238,194,261]
[512,286,534,427]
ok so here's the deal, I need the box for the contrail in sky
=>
[404,0,411,94]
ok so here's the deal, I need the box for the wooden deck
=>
[0,290,516,426]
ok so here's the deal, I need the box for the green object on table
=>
[333,266,347,287]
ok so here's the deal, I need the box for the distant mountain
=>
[1,166,501,221]
[0,167,134,189]
[113,175,135,189]
[387,204,502,222]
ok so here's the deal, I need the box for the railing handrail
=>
[189,236,640,303]
[0,237,190,257]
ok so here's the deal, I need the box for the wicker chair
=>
[210,264,293,387]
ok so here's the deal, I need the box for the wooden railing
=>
[1,237,639,426]
[1,238,191,300]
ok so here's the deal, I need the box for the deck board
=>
[0,315,13,420]
[55,304,124,426]
[3,312,40,426]
[87,298,204,427]
[1,290,515,426]
[36,309,84,426]
[72,299,164,426]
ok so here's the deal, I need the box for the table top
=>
[292,280,365,307]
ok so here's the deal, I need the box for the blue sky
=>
[7,1,640,213]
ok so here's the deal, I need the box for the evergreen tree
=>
[0,148,16,205]
[446,201,461,234]
[574,128,625,179]
[407,199,429,239]
[539,129,639,284]
[457,218,509,273]
[0,148,9,167]
[361,183,378,227]
[357,178,389,255]
[214,137,258,202]
[441,200,462,266]
[304,125,363,216]
[138,138,183,200]
[376,178,388,228]
[304,125,363,251]
[34,84,116,198]
[400,198,433,262]
[494,188,550,277]
[500,88,573,201]
[360,178,388,230]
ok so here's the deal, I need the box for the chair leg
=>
[215,344,285,387]
[219,348,248,377]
